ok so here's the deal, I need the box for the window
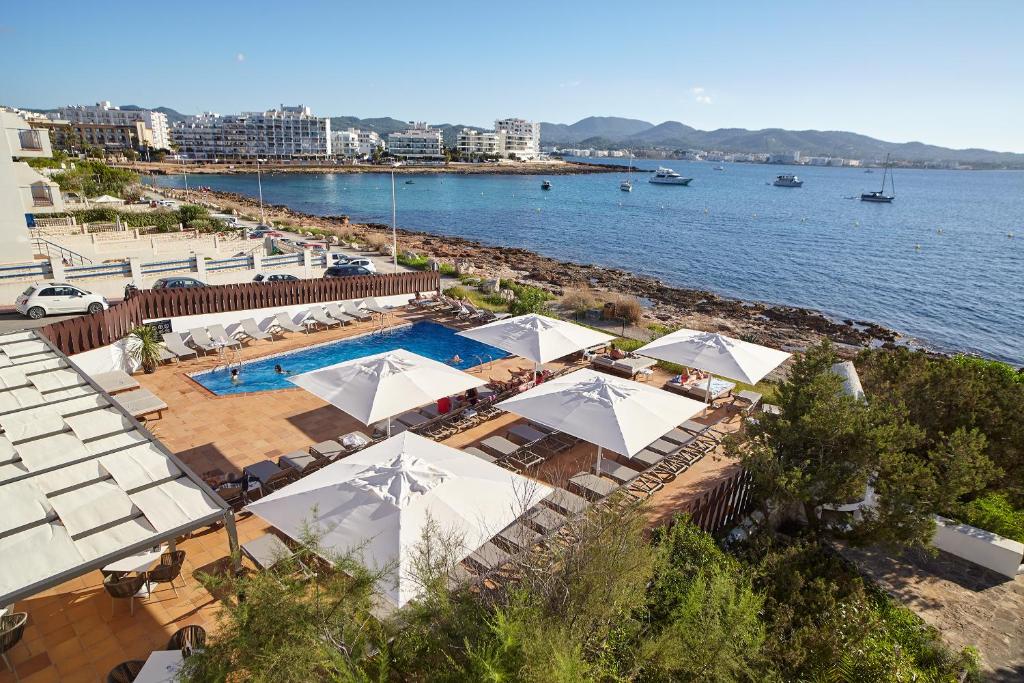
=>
[38,288,59,297]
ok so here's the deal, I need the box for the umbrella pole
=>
[705,373,713,414]
[594,445,603,476]
[387,417,392,438]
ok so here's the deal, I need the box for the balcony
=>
[19,129,43,151]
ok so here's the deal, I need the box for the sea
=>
[151,159,1024,364]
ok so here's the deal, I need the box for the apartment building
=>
[494,118,541,160]
[456,128,505,157]
[172,105,332,161]
[387,122,443,161]
[56,101,171,150]
[331,128,384,158]
[1,110,65,263]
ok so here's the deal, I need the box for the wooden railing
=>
[675,469,755,536]
[38,271,441,356]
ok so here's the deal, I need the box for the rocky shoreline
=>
[157,186,905,358]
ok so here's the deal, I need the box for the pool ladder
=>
[213,346,243,374]
[469,353,495,373]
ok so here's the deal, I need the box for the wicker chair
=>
[106,659,144,683]
[0,612,28,681]
[167,624,207,657]
[103,573,146,617]
[148,551,186,597]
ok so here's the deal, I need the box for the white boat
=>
[861,154,895,203]
[541,180,552,190]
[773,174,803,188]
[620,154,633,192]
[649,167,692,186]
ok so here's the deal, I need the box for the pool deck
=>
[0,307,743,683]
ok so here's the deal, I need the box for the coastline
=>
[123,160,631,176]
[154,184,909,359]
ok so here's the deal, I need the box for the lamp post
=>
[390,170,398,272]
[256,158,266,225]
[181,157,189,200]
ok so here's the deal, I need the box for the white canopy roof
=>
[496,369,706,457]
[287,349,485,426]
[636,329,791,385]
[0,330,226,605]
[246,432,552,607]
[456,314,614,365]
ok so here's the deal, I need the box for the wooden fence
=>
[38,271,441,356]
[674,469,755,536]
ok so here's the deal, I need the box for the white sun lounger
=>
[208,324,242,349]
[342,301,372,321]
[306,307,341,330]
[273,312,306,334]
[324,303,356,324]
[188,328,221,354]
[162,333,199,360]
[598,459,641,485]
[239,318,275,342]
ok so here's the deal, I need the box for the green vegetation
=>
[52,159,139,199]
[505,281,553,315]
[25,150,69,170]
[60,204,228,234]
[961,493,1024,543]
[182,510,975,682]
[734,341,997,550]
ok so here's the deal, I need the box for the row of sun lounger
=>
[414,294,511,324]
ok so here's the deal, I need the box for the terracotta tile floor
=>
[1,310,741,682]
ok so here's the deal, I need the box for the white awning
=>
[456,314,614,365]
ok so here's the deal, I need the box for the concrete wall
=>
[932,516,1024,578]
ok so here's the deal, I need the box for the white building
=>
[1,110,65,264]
[56,101,171,150]
[456,128,505,157]
[172,105,332,161]
[387,122,443,161]
[494,118,540,160]
[332,128,384,159]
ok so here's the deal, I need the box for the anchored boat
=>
[649,167,692,185]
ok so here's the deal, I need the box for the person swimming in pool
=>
[275,364,289,374]
[451,354,462,365]
[230,368,241,384]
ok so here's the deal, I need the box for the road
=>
[0,310,85,334]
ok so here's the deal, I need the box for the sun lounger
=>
[734,389,763,414]
[496,522,543,553]
[524,506,566,535]
[466,541,510,573]
[645,439,679,456]
[507,423,569,453]
[590,355,657,379]
[278,450,319,475]
[324,303,356,324]
[162,333,199,360]
[306,307,341,330]
[662,428,696,447]
[338,431,373,453]
[542,488,590,516]
[630,449,665,469]
[396,411,429,428]
[110,387,167,419]
[157,345,178,363]
[598,460,641,485]
[188,328,222,354]
[309,439,344,459]
[479,435,521,458]
[569,472,618,500]
[239,318,276,342]
[272,312,306,334]
[91,370,139,395]
[208,323,242,349]
[665,376,736,402]
[342,301,373,321]
[463,446,497,463]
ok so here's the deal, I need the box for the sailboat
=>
[620,153,633,192]
[861,154,895,202]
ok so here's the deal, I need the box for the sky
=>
[2,1,1022,152]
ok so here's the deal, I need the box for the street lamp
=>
[181,157,189,200]
[390,170,398,272]
[256,158,266,225]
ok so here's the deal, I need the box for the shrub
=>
[443,285,467,300]
[562,286,600,314]
[961,493,1024,542]
[438,263,458,277]
[506,282,553,316]
[614,294,644,324]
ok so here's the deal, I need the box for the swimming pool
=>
[191,321,508,395]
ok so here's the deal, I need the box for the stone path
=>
[839,544,1024,681]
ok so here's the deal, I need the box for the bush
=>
[961,493,1024,542]
[614,294,643,324]
[562,286,600,314]
[443,285,467,300]
[506,282,553,316]
[438,263,458,277]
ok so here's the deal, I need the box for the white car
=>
[343,258,377,273]
[16,282,109,320]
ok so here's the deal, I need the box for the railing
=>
[65,262,131,280]
[31,237,92,266]
[261,253,304,269]
[0,262,51,281]
[38,271,441,356]
[33,216,76,229]
[673,470,755,536]
[139,258,195,276]
[205,255,252,272]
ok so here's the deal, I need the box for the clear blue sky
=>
[2,1,1021,152]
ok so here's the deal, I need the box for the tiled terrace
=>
[1,309,743,683]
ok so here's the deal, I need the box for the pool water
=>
[191,321,508,395]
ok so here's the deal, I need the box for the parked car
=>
[324,265,376,278]
[248,229,270,239]
[16,282,109,320]
[157,199,175,207]
[342,258,376,273]
[151,276,206,289]
[253,273,300,283]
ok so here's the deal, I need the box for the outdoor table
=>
[569,472,617,501]
[241,534,293,570]
[103,545,165,597]
[133,649,184,683]
[243,459,284,485]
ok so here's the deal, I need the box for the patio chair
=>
[342,301,373,321]
[106,660,144,683]
[0,612,28,681]
[662,427,697,448]
[162,332,199,360]
[273,311,306,335]
[734,389,763,414]
[630,448,665,470]
[569,472,617,501]
[239,317,276,342]
[324,303,356,324]
[208,323,242,349]
[167,624,207,657]
[306,307,341,330]
[103,573,146,617]
[188,327,221,355]
[147,550,186,597]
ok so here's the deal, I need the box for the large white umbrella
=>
[496,368,706,474]
[456,313,614,371]
[288,349,485,434]
[245,432,552,607]
[636,329,791,403]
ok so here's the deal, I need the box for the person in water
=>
[451,354,462,365]
[274,364,289,374]
[230,368,241,384]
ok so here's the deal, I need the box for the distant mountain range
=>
[16,105,1023,166]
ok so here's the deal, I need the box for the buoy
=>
[915,244,921,250]
[1009,232,1014,239]
[937,228,943,234]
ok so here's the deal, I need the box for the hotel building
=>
[332,128,384,158]
[494,118,541,160]
[172,105,332,161]
[56,101,171,150]
[387,123,443,161]
[456,129,505,157]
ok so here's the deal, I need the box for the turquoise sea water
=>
[153,161,1023,364]
[192,321,507,395]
